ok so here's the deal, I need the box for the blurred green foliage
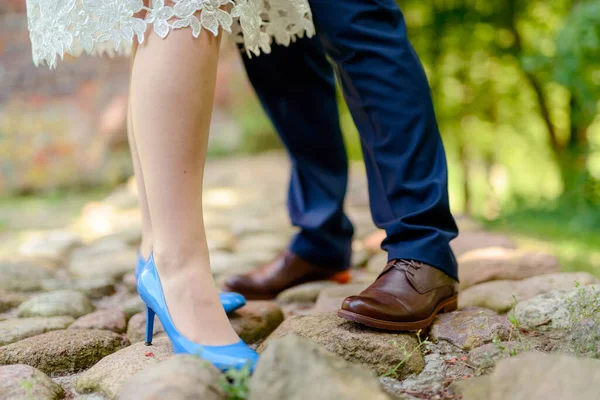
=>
[335,1,600,221]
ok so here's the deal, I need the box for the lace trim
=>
[26,0,315,69]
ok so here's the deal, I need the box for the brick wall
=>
[0,6,132,193]
[0,5,256,194]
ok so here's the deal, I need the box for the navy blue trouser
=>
[241,0,458,279]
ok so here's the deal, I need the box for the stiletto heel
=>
[145,306,155,346]
[136,253,246,314]
[137,254,258,372]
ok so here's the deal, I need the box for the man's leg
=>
[311,0,458,276]
[310,0,459,329]
[224,37,353,299]
[241,37,354,269]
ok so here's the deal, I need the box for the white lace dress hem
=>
[26,0,316,69]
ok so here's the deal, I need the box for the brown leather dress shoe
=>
[223,251,350,300]
[338,259,457,331]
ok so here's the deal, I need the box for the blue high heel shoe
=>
[137,253,259,372]
[136,253,246,314]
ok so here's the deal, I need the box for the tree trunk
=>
[458,138,472,215]
[554,94,600,207]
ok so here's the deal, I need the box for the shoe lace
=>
[390,259,424,277]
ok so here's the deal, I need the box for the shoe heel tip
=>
[145,342,152,346]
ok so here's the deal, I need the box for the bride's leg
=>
[130,23,239,345]
[127,9,152,262]
[127,64,152,260]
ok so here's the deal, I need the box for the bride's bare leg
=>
[130,25,239,344]
[127,46,152,259]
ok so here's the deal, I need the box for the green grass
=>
[484,206,600,276]
[219,364,251,400]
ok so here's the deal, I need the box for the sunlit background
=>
[1,1,599,274]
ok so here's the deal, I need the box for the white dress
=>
[26,0,315,69]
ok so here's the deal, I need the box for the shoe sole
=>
[336,295,458,332]
[224,270,352,301]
